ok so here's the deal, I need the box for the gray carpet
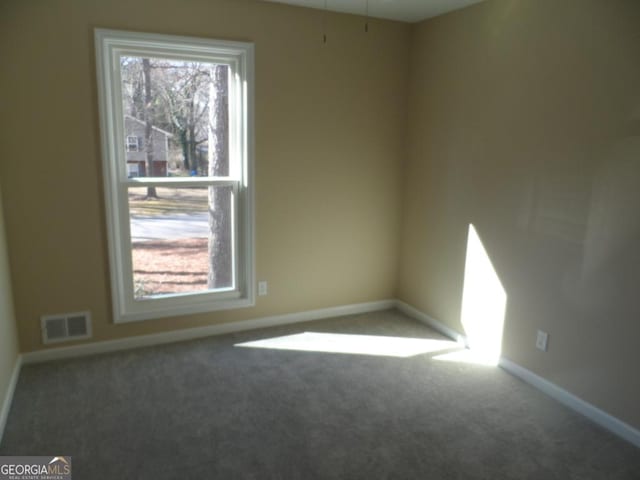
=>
[1,310,638,479]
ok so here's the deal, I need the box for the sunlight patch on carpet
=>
[235,332,459,358]
[432,349,498,366]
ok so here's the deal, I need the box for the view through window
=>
[121,57,233,299]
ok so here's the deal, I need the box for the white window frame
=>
[95,29,255,323]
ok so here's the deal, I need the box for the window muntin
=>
[95,29,254,323]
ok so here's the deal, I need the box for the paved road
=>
[130,213,209,241]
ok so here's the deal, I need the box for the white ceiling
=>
[259,0,484,23]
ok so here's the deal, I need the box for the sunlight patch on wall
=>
[235,332,459,358]
[456,224,507,365]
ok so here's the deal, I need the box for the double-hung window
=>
[95,29,254,323]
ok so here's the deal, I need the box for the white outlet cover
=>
[536,330,549,351]
[258,281,268,296]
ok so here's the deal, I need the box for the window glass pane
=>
[120,56,229,178]
[129,186,234,299]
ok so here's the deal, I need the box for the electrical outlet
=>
[258,281,268,296]
[536,330,549,351]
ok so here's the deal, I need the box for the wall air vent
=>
[41,311,92,345]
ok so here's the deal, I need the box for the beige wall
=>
[0,0,409,352]
[399,0,640,429]
[0,182,20,424]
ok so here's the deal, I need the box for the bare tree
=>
[120,57,144,118]
[155,62,210,173]
[207,65,232,289]
[142,58,158,198]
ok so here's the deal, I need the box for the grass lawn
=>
[129,187,208,216]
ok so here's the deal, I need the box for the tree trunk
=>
[188,125,197,174]
[207,65,231,289]
[179,130,190,171]
[142,58,157,198]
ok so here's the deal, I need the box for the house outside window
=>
[95,29,255,323]
[126,135,140,152]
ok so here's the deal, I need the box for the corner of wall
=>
[0,181,21,444]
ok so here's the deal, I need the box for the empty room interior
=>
[0,0,639,477]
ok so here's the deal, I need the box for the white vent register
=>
[41,311,92,344]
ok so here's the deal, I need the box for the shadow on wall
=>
[513,101,640,319]
[576,116,640,316]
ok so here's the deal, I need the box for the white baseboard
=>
[22,299,396,365]
[499,357,640,449]
[397,300,640,449]
[395,300,468,346]
[0,354,22,445]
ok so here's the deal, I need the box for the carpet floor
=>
[1,309,638,479]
